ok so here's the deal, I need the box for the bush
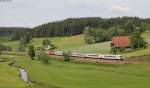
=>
[42,55,49,64]
[63,51,72,62]
[0,44,12,51]
[119,48,125,52]
[37,51,44,60]
[37,51,49,64]
[130,32,147,49]
[17,46,26,52]
[84,28,95,44]
[84,27,112,44]
[42,39,57,50]
[111,47,117,54]
[86,36,95,44]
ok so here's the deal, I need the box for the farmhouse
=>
[111,36,130,48]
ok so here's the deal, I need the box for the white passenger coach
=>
[48,51,123,60]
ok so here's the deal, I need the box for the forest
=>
[0,17,150,39]
[0,27,31,41]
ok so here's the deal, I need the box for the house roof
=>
[112,36,130,48]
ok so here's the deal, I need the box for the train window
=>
[76,54,84,55]
[88,55,99,57]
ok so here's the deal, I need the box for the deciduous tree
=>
[27,45,35,60]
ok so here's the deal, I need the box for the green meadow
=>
[0,55,150,88]
[0,61,27,88]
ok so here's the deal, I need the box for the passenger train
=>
[48,51,123,60]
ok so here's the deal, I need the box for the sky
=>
[0,0,150,27]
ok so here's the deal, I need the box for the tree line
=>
[0,17,150,39]
[32,17,150,37]
[0,27,31,41]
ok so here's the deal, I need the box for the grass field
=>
[1,55,150,88]
[2,32,150,57]
[0,59,27,88]
[72,41,111,53]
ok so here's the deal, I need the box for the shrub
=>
[118,48,125,52]
[0,44,12,51]
[84,27,112,44]
[37,51,44,60]
[130,32,147,49]
[17,46,26,52]
[42,54,49,64]
[86,36,95,44]
[63,51,72,62]
[111,47,117,54]
[84,28,95,44]
[42,39,57,50]
[37,51,49,64]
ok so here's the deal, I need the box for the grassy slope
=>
[3,35,110,53]
[32,35,86,51]
[72,41,111,53]
[3,32,150,57]
[3,55,150,88]
[0,62,27,88]
[2,35,85,51]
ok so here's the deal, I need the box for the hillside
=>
[2,35,85,51]
[2,34,111,53]
[3,32,150,58]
